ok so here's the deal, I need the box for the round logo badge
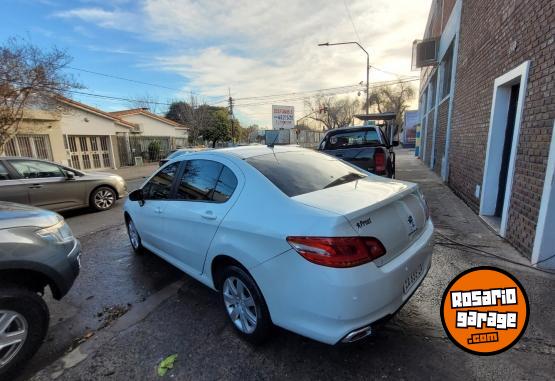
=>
[440,266,529,355]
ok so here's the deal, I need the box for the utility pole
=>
[228,88,235,144]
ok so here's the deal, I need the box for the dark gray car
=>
[318,126,397,178]
[0,157,127,212]
[0,202,80,378]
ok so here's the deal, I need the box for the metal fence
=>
[117,135,175,166]
[264,130,325,148]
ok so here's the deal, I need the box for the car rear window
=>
[325,128,381,149]
[246,150,366,197]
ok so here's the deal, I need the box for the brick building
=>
[415,0,554,268]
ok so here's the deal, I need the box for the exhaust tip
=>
[341,325,372,343]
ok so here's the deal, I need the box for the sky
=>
[1,0,432,128]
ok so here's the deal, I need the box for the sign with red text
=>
[272,105,294,129]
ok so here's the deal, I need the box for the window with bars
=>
[3,135,53,161]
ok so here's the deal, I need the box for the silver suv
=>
[0,202,81,378]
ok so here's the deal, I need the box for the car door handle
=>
[201,211,217,220]
[28,184,43,189]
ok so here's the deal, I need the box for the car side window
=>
[10,160,64,179]
[143,162,179,200]
[175,160,223,201]
[0,162,11,180]
[212,166,238,203]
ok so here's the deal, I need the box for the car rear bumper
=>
[251,220,434,345]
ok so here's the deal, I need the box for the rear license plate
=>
[403,263,424,294]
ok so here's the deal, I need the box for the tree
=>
[166,95,211,145]
[304,95,361,130]
[365,81,416,128]
[203,109,231,147]
[0,37,80,152]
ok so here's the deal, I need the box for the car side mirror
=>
[65,170,75,180]
[129,189,144,205]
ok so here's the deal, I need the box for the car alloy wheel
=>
[93,188,115,210]
[0,310,28,370]
[127,220,140,250]
[223,276,258,334]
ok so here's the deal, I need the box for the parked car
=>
[318,126,398,178]
[124,145,432,345]
[159,148,209,166]
[0,202,80,378]
[0,157,127,212]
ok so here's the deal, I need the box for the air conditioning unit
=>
[131,124,143,133]
[411,38,438,70]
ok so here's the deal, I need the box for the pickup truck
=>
[318,126,397,178]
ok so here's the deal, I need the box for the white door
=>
[161,158,240,273]
[67,135,112,170]
[134,162,181,253]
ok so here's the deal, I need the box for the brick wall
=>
[448,0,555,257]
[434,99,450,176]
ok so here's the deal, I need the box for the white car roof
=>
[213,145,308,159]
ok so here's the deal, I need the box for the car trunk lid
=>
[292,177,427,266]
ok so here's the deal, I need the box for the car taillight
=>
[286,236,386,268]
[374,149,386,173]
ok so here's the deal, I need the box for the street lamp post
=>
[318,41,370,115]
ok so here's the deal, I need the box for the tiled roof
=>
[109,108,187,128]
[56,96,137,129]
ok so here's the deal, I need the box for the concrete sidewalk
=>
[99,164,158,181]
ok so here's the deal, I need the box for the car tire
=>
[220,265,272,344]
[0,286,49,379]
[126,217,144,254]
[90,186,117,211]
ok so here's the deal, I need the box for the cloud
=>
[53,0,431,126]
[53,7,137,31]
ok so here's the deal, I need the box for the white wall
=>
[60,107,129,135]
[118,114,178,137]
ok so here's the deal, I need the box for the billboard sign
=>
[272,105,295,129]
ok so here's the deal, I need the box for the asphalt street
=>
[17,152,555,380]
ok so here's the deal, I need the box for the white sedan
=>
[124,145,433,345]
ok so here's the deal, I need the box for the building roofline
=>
[109,108,187,129]
[56,96,137,129]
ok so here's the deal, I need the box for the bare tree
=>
[304,95,361,130]
[365,81,416,127]
[0,37,80,152]
[166,94,211,145]
[129,93,163,114]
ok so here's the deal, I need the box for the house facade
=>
[416,0,554,267]
[2,99,189,170]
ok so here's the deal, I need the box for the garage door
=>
[67,135,112,170]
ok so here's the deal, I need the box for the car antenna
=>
[267,128,282,163]
[267,129,280,148]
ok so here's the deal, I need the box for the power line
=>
[66,66,187,92]
[233,78,419,107]
[343,0,362,43]
[209,83,364,104]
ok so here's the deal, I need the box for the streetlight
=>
[318,41,370,115]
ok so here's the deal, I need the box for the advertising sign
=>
[272,105,295,129]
